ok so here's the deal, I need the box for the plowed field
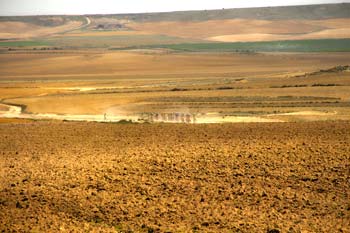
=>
[0,121,349,232]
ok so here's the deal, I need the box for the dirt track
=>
[0,121,349,232]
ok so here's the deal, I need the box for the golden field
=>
[128,18,350,42]
[0,51,350,122]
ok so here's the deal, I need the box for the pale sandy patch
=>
[0,20,83,39]
[128,19,325,39]
[270,111,337,116]
[63,30,155,37]
[196,115,283,123]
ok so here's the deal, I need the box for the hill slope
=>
[91,3,350,21]
[0,3,350,46]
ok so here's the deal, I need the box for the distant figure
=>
[161,113,167,122]
[181,113,185,123]
[168,113,174,122]
[104,113,107,121]
[185,114,191,124]
[175,113,180,122]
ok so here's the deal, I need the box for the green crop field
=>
[0,40,51,47]
[46,35,197,48]
[2,38,350,52]
[136,38,350,52]
[0,35,200,49]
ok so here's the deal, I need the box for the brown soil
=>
[0,121,349,232]
[1,52,350,79]
[127,18,350,42]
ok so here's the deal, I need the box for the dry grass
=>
[0,20,83,39]
[127,18,350,42]
[1,52,350,78]
[63,30,155,37]
[128,19,323,39]
[0,118,33,124]
[1,51,350,120]
[209,28,350,42]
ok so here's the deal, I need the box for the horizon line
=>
[0,2,348,17]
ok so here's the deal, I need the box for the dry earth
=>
[1,52,350,79]
[0,52,349,124]
[0,20,84,39]
[0,52,350,122]
[0,121,349,232]
[127,18,350,42]
[2,15,350,42]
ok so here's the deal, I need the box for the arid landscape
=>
[1,51,350,123]
[0,2,350,232]
[1,122,350,232]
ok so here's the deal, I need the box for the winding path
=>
[82,16,91,29]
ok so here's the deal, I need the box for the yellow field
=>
[1,51,349,78]
[0,51,350,122]
[128,18,350,42]
[0,20,84,39]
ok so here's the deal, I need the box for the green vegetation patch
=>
[137,39,350,52]
[45,34,200,48]
[0,40,51,47]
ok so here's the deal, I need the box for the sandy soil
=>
[0,121,349,232]
[128,18,350,42]
[128,19,324,39]
[0,104,9,111]
[63,31,155,37]
[208,28,350,42]
[207,18,350,42]
[0,102,284,123]
[0,20,84,39]
[1,53,349,122]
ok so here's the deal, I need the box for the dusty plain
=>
[1,51,350,122]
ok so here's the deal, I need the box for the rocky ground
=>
[0,121,349,232]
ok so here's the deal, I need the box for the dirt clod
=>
[0,121,349,232]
